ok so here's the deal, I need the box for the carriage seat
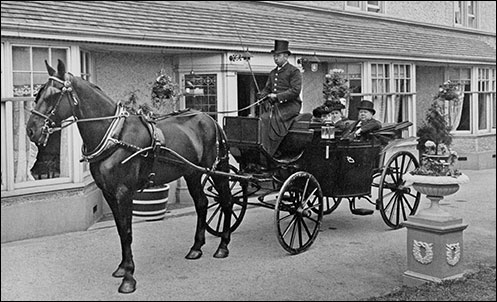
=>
[275,113,315,161]
[371,121,413,144]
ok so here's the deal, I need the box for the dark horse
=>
[26,60,234,293]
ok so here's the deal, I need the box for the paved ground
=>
[1,168,495,301]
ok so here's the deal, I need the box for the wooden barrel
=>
[132,185,169,221]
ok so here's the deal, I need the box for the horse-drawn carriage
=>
[27,59,421,293]
[203,114,421,254]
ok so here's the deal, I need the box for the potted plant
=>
[404,82,469,217]
[123,70,181,221]
[312,69,351,122]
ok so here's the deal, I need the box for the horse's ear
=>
[56,59,66,78]
[45,60,56,76]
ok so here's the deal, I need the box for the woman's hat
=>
[312,105,329,117]
[271,40,291,55]
[357,100,376,115]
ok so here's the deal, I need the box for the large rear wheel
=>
[274,171,323,254]
[378,151,421,229]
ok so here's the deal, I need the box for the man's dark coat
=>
[259,62,302,156]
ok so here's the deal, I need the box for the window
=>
[80,50,92,81]
[2,45,70,190]
[367,63,415,131]
[184,74,218,119]
[455,1,477,28]
[371,63,390,123]
[329,63,362,119]
[447,68,471,132]
[346,1,384,13]
[477,68,496,132]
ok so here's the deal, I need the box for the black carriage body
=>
[301,139,381,198]
[223,116,381,198]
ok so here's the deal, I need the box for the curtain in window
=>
[13,101,36,182]
[443,92,464,130]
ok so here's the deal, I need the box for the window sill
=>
[1,179,95,200]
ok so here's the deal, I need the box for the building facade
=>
[1,1,496,242]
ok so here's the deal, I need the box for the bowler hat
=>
[271,40,291,55]
[357,100,376,115]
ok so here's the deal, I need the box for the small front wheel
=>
[274,171,323,254]
[203,165,248,236]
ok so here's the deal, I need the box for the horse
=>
[26,59,234,294]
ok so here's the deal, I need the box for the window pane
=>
[456,84,471,131]
[33,47,49,71]
[347,1,360,8]
[185,74,217,120]
[13,100,37,182]
[13,73,31,97]
[492,94,496,129]
[478,94,487,130]
[33,73,46,95]
[52,48,67,66]
[13,46,30,71]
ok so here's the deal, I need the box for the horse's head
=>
[26,59,77,146]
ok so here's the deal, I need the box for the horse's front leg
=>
[103,189,136,294]
[184,175,207,260]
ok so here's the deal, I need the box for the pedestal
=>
[402,194,468,287]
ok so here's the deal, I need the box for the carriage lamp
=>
[321,124,335,159]
[297,52,320,73]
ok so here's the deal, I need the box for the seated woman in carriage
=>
[311,99,350,131]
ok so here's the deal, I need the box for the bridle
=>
[30,74,127,147]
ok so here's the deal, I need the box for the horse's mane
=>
[73,75,117,105]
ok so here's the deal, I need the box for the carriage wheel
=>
[202,165,248,236]
[378,151,421,229]
[274,171,323,254]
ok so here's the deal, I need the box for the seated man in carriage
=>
[341,99,382,142]
[257,39,302,158]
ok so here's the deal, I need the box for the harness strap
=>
[80,104,129,162]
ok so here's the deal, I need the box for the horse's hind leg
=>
[212,174,233,258]
[183,173,208,260]
[102,189,137,294]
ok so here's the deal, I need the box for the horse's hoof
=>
[185,249,203,260]
[112,267,125,278]
[118,278,136,294]
[213,247,229,258]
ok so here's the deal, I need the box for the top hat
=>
[357,100,376,115]
[271,40,291,55]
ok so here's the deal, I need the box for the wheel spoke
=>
[301,217,313,239]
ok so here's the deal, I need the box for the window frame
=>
[454,1,478,28]
[364,61,416,136]
[1,41,90,196]
[345,1,385,13]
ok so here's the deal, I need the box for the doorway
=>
[237,73,267,117]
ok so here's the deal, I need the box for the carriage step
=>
[350,208,374,216]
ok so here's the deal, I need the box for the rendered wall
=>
[1,183,104,243]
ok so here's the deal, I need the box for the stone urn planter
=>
[404,173,469,218]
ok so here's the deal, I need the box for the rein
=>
[203,96,268,115]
